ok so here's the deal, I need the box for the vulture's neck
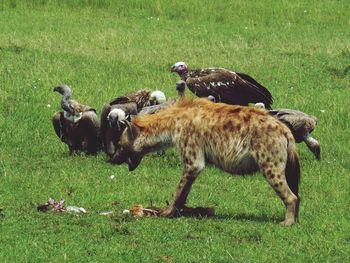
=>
[61,96,75,115]
[180,71,190,81]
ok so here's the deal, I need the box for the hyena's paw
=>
[279,218,296,226]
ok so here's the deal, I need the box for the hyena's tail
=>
[285,140,301,198]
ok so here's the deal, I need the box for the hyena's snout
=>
[110,148,128,165]
[110,147,143,172]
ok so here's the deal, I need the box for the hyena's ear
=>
[120,120,139,141]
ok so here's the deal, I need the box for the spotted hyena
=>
[112,98,301,225]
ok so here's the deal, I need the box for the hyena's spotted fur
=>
[112,98,301,225]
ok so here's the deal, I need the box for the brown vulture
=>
[100,103,137,157]
[100,89,166,157]
[255,103,320,160]
[109,90,166,111]
[52,84,100,155]
[171,62,273,109]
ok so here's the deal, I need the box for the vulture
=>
[100,103,137,157]
[52,84,100,155]
[171,62,273,109]
[100,89,166,157]
[255,103,320,160]
[109,90,166,111]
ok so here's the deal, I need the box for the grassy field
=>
[0,0,349,262]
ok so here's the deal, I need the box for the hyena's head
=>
[111,120,143,171]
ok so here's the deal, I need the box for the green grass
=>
[0,0,349,262]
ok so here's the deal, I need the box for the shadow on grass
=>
[139,206,282,223]
[174,210,281,223]
[211,213,280,223]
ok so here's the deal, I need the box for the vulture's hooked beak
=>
[170,65,177,72]
[53,84,72,96]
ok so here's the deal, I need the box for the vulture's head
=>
[254,102,266,109]
[149,90,166,105]
[110,120,142,171]
[107,109,128,128]
[53,84,72,97]
[171,62,188,75]
[207,95,216,103]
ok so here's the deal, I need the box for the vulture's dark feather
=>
[109,96,131,105]
[100,104,113,152]
[109,90,152,111]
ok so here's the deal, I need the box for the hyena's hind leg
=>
[256,145,300,225]
[160,144,205,217]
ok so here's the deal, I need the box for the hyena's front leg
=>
[160,146,205,217]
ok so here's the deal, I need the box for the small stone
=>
[99,211,113,216]
[122,209,131,215]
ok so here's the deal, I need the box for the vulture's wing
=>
[236,72,273,105]
[129,90,151,111]
[100,104,112,150]
[186,68,273,109]
[110,96,130,105]
[117,103,138,116]
[270,109,317,133]
[270,109,308,131]
[109,90,151,111]
[52,112,66,141]
[79,111,100,154]
[70,100,96,113]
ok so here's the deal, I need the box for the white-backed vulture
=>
[52,84,100,155]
